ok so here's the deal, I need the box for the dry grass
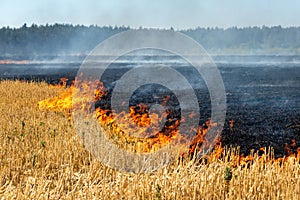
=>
[0,80,299,199]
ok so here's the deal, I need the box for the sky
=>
[1,0,300,29]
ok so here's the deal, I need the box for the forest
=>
[0,23,300,55]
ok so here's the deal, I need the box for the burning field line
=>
[0,80,300,199]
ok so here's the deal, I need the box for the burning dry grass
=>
[0,80,300,199]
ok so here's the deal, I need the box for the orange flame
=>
[38,80,185,153]
[0,59,28,65]
[38,80,300,163]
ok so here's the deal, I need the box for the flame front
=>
[39,79,300,163]
[39,79,185,154]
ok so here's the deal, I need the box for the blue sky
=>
[1,0,300,29]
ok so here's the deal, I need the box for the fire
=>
[39,79,184,153]
[189,119,213,155]
[38,86,73,111]
[39,79,300,163]
[0,59,28,65]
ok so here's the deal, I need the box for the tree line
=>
[0,23,300,55]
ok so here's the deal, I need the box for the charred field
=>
[1,55,299,157]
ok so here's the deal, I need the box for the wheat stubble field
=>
[0,80,300,199]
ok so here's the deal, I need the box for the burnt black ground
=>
[1,56,299,157]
